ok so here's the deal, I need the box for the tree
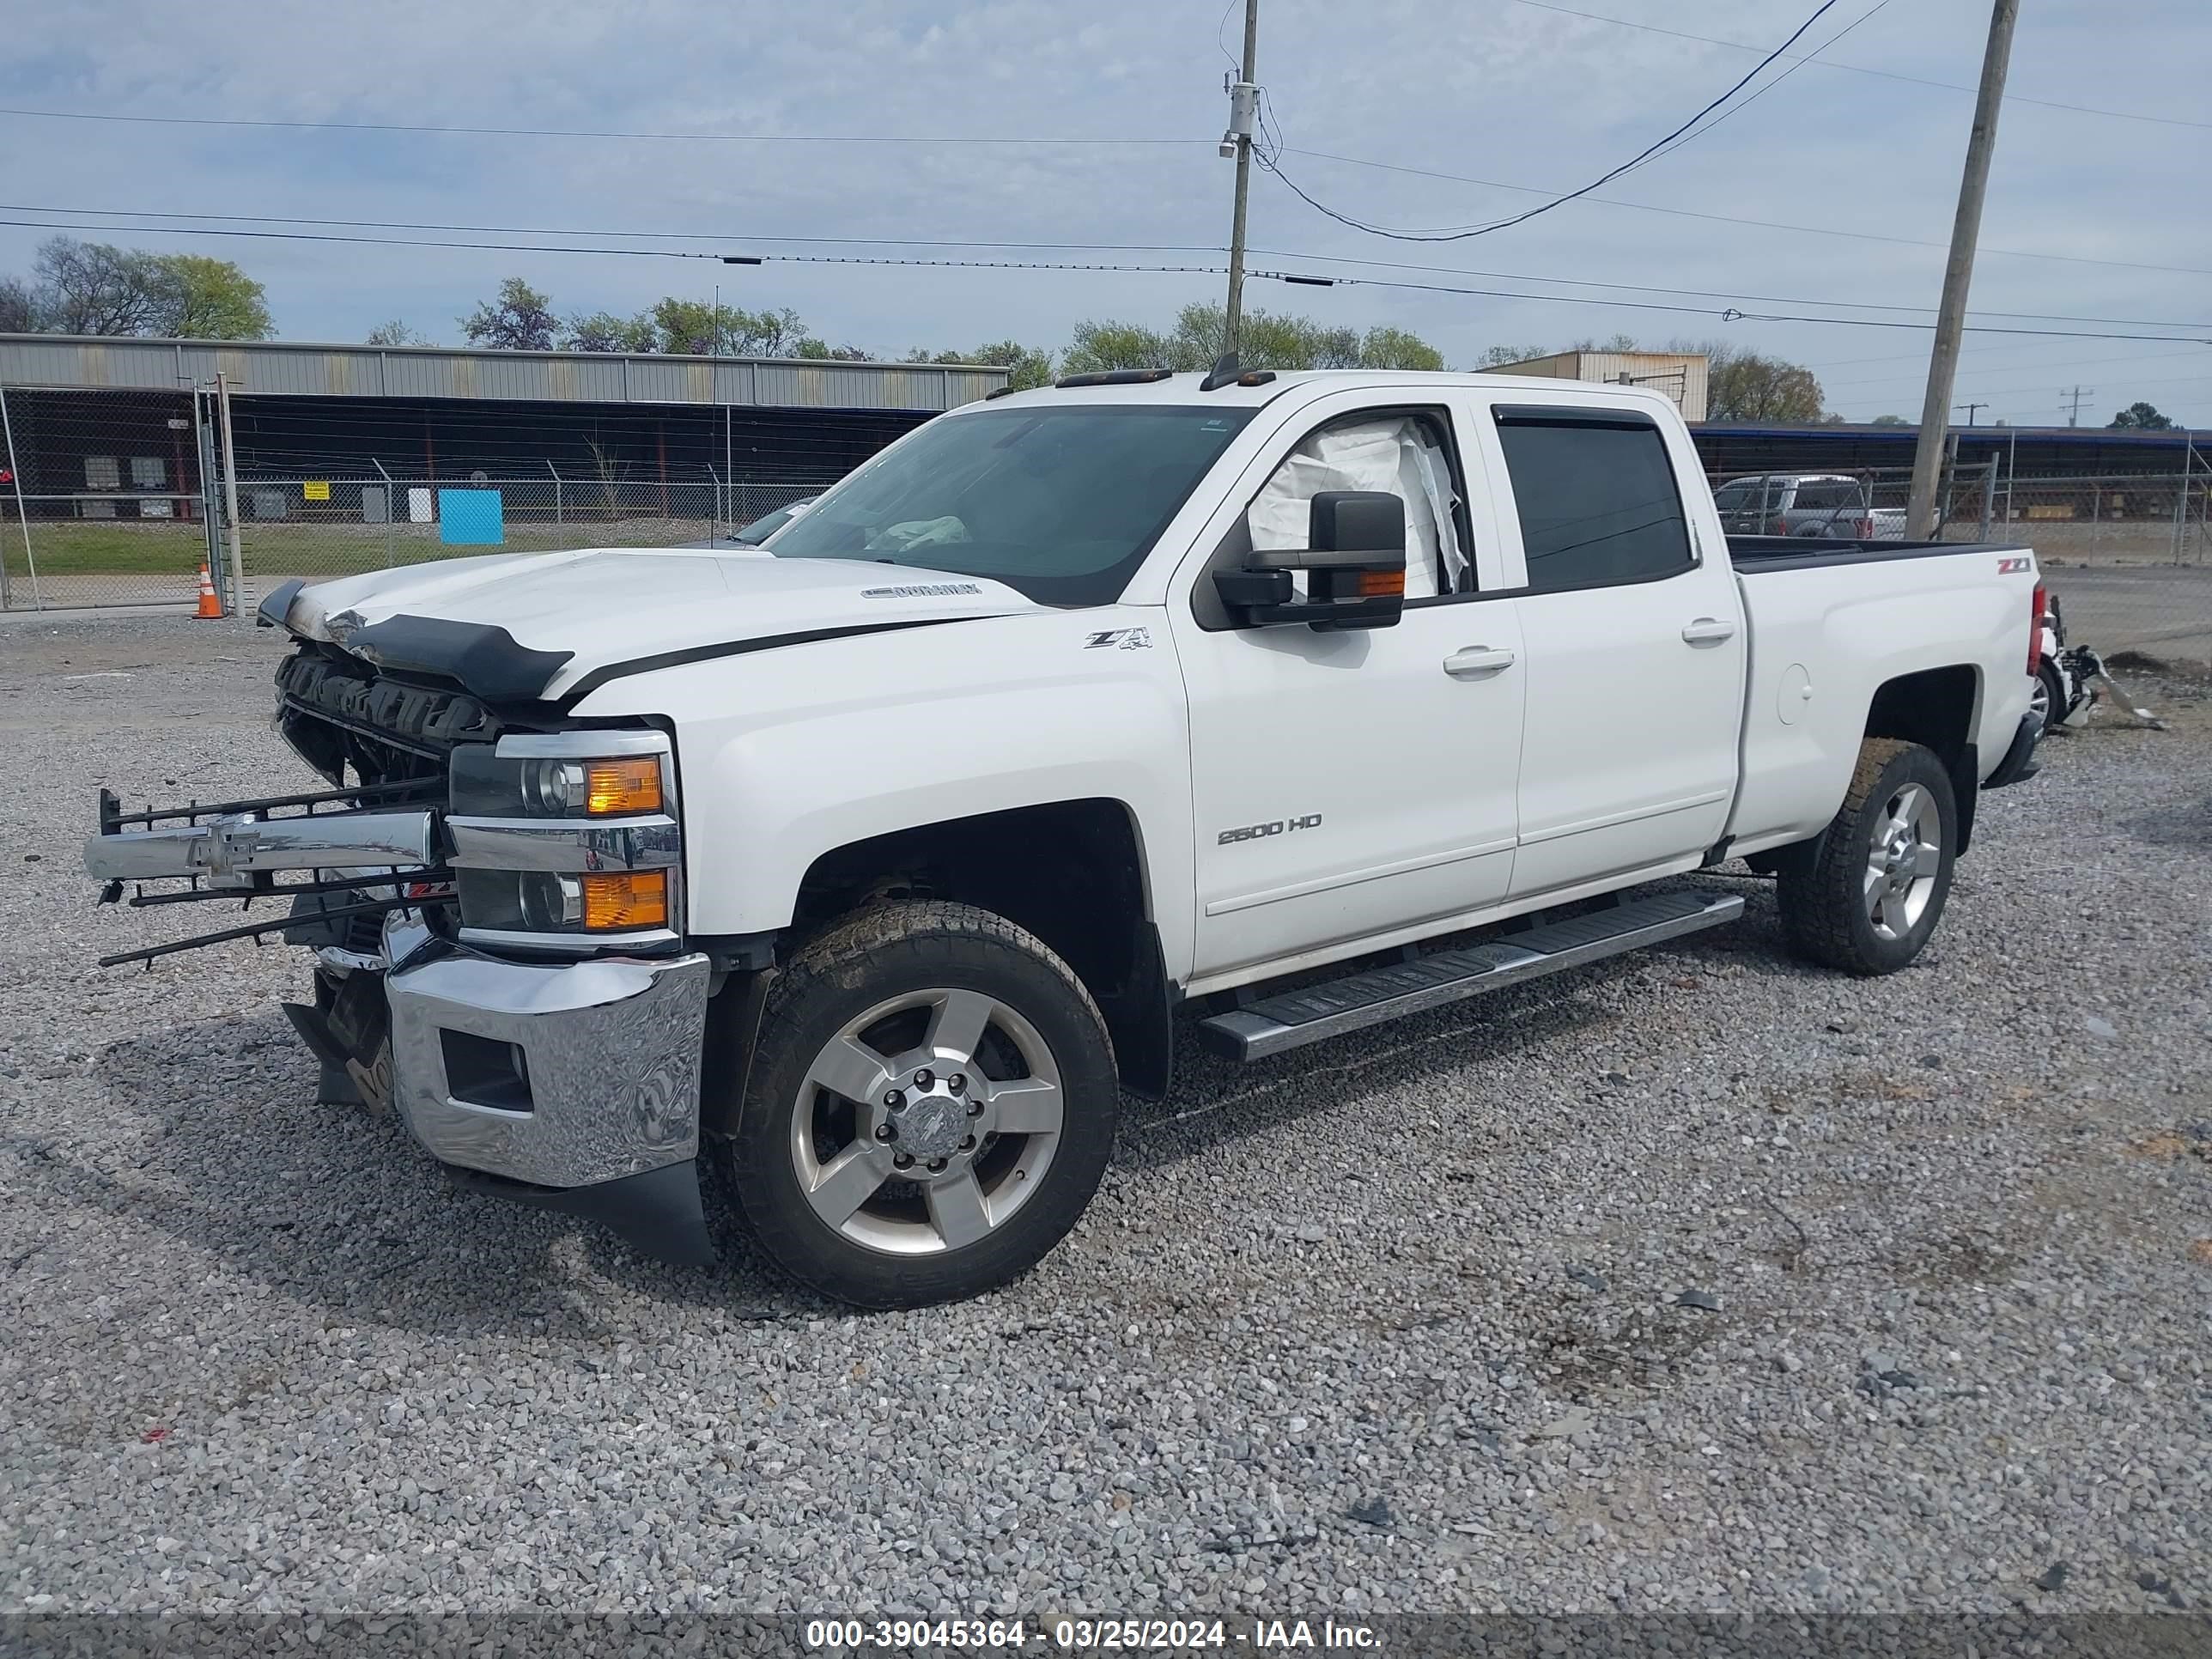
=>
[15,238,272,337]
[719,305,807,357]
[561,310,653,352]
[1698,343,1826,423]
[1869,413,1909,426]
[1360,325,1445,372]
[1060,305,1443,376]
[2109,401,2175,430]
[957,340,1054,389]
[0,276,35,333]
[1060,319,1172,376]
[161,254,272,338]
[32,237,176,334]
[1474,343,1550,368]
[647,297,723,356]
[460,278,557,350]
[365,319,430,346]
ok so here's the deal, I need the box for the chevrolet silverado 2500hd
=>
[85,368,2047,1308]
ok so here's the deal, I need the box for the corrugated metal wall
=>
[0,335,1006,412]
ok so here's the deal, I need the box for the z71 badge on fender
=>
[1997,556,2032,574]
[1085,627,1152,650]
[1219,814,1322,845]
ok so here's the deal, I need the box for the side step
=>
[1195,890,1744,1061]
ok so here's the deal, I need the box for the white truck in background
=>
[85,367,2047,1308]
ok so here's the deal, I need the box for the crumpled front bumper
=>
[374,917,717,1263]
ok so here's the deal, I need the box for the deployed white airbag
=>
[1246,418,1466,598]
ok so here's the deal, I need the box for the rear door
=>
[1473,398,1748,899]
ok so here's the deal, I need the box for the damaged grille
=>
[276,647,501,793]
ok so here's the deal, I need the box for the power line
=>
[1255,0,1850,241]
[1498,0,2212,131]
[22,204,2206,331]
[1268,148,2212,277]
[0,105,2193,279]
[1626,0,1898,173]
[21,201,2212,331]
[3,215,2204,346]
[1321,271,2211,343]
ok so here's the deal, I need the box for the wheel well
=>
[790,799,1173,1098]
[1863,663,1980,854]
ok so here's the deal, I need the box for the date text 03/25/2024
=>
[801,1617,1380,1650]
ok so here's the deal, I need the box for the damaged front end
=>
[81,620,716,1267]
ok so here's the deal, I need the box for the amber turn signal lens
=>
[585,757,662,815]
[580,870,668,930]
[1357,569,1406,598]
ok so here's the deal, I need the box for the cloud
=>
[1,0,2203,423]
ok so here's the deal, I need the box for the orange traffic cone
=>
[193,561,223,619]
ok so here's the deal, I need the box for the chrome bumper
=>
[85,805,439,885]
[384,933,712,1190]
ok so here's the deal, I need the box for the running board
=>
[1195,890,1745,1061]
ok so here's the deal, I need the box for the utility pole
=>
[1956,401,1988,426]
[1220,0,1261,361]
[1906,0,2018,540]
[215,372,246,616]
[2062,385,2094,427]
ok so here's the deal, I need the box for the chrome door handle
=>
[1681,617,1737,645]
[1443,646,1516,678]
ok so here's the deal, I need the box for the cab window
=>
[1492,408,1694,592]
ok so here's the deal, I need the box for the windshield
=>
[736,501,805,544]
[769,404,1255,606]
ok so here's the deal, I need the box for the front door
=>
[1175,397,1526,981]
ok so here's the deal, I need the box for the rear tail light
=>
[1767,516,1788,536]
[1854,517,1875,538]
[2029,582,2046,674]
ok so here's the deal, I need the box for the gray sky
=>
[5,0,2206,425]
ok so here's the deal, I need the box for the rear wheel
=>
[1778,738,1956,976]
[2032,659,2066,732]
[720,901,1118,1309]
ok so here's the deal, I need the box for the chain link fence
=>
[225,474,829,602]
[8,382,2207,667]
[1709,459,2212,667]
[0,385,837,612]
[0,385,222,610]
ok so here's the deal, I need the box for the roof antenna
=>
[1199,352,1240,392]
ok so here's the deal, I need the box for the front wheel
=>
[720,901,1118,1309]
[1778,738,1957,976]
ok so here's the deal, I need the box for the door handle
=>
[1680,617,1737,645]
[1443,646,1516,678]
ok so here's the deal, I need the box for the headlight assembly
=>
[446,732,681,952]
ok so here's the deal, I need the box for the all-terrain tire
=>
[1778,738,1957,976]
[719,901,1117,1309]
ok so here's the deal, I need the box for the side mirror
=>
[1212,490,1408,631]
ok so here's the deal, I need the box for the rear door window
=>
[1492,409,1695,592]
[1791,482,1857,512]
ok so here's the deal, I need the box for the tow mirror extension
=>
[1213,490,1408,632]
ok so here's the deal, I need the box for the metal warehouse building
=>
[1689,420,2200,481]
[0,333,1006,495]
[0,334,1009,610]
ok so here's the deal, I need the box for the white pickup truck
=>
[85,368,2047,1308]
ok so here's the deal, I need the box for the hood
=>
[270,546,1040,702]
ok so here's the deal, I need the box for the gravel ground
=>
[2,615,2209,1625]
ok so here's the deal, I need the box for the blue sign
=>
[437,488,504,546]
